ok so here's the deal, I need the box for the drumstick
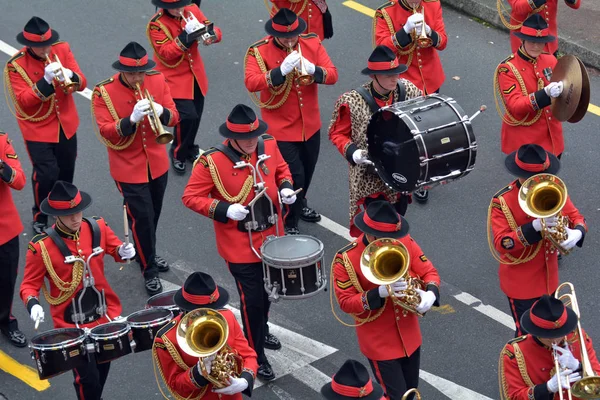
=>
[123,205,131,265]
[468,105,487,122]
[284,188,303,199]
[34,318,40,331]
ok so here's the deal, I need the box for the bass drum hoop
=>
[261,235,325,269]
[30,328,87,350]
[126,309,173,329]
[89,322,131,340]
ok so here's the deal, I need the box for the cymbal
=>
[567,57,590,123]
[551,55,583,122]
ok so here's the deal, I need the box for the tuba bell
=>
[360,238,424,316]
[402,388,423,400]
[518,173,571,255]
[135,83,174,145]
[176,308,239,388]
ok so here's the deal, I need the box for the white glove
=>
[130,99,151,123]
[560,227,583,251]
[152,102,164,117]
[280,188,297,205]
[378,279,408,298]
[544,81,564,98]
[415,288,436,314]
[30,304,45,323]
[185,19,202,34]
[553,344,581,371]
[57,68,74,82]
[532,215,559,232]
[213,376,249,395]
[226,204,249,221]
[404,13,424,34]
[352,149,373,166]
[423,22,432,36]
[301,56,316,75]
[118,243,136,260]
[198,354,216,375]
[281,51,301,76]
[44,62,61,84]
[547,369,581,393]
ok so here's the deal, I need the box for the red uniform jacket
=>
[374,0,447,94]
[0,132,25,245]
[500,332,600,399]
[20,217,125,329]
[269,0,327,41]
[153,310,258,400]
[92,72,179,184]
[496,49,562,155]
[4,42,87,143]
[182,135,293,263]
[333,234,441,360]
[147,5,222,100]
[244,34,338,142]
[508,0,581,55]
[490,181,586,300]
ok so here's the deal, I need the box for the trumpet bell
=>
[176,308,229,358]
[518,173,567,219]
[155,131,174,145]
[295,74,315,86]
[571,376,600,398]
[360,238,409,286]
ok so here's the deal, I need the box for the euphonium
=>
[45,53,77,94]
[554,283,600,399]
[134,83,174,145]
[293,42,315,86]
[518,173,571,255]
[411,6,433,48]
[176,308,239,389]
[402,388,423,400]
[359,238,424,316]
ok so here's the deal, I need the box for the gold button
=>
[396,316,400,320]
[57,112,60,115]
[143,145,147,148]
[300,103,303,107]
[298,91,302,95]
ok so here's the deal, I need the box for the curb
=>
[441,0,600,70]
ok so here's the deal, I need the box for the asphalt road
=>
[0,1,599,399]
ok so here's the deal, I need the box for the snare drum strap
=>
[355,86,379,114]
[215,136,266,165]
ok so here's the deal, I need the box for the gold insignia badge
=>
[336,280,352,289]
[69,199,78,208]
[420,255,428,262]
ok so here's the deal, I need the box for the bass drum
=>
[367,94,477,193]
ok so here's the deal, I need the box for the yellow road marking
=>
[0,349,51,391]
[343,0,599,118]
[431,304,456,314]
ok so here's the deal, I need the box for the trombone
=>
[411,6,433,48]
[134,83,174,144]
[554,282,600,399]
[45,53,77,94]
[293,43,314,86]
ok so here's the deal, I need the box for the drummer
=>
[19,181,135,400]
[182,104,295,381]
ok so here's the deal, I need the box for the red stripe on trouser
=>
[173,123,182,159]
[116,182,147,269]
[73,369,85,400]
[371,360,390,399]
[509,298,522,335]
[236,280,255,349]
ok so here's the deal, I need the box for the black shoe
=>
[257,360,276,381]
[264,333,282,350]
[171,158,186,174]
[2,329,27,348]
[414,188,429,204]
[154,255,170,272]
[186,145,201,162]
[145,277,163,296]
[285,227,300,235]
[300,207,321,222]
[32,221,46,235]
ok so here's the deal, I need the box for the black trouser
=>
[72,355,110,400]
[508,297,539,337]
[364,194,409,216]
[369,347,421,400]
[228,261,271,364]
[116,171,168,280]
[0,235,19,333]
[25,129,77,224]
[277,130,321,228]
[172,81,205,163]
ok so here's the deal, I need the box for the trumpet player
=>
[92,42,179,296]
[267,0,334,40]
[153,272,258,399]
[147,0,222,174]
[4,16,86,235]
[499,294,600,400]
[332,200,440,400]
[488,144,586,337]
[244,8,338,234]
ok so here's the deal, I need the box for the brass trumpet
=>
[45,53,77,94]
[294,42,315,86]
[402,388,423,400]
[360,238,424,316]
[554,283,600,399]
[411,6,433,48]
[134,83,173,144]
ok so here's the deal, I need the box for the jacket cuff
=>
[395,28,412,48]
[430,30,440,47]
[366,288,385,310]
[211,200,230,223]
[575,225,586,247]
[269,67,286,86]
[71,72,81,85]
[159,108,172,126]
[533,383,551,399]
[1,163,14,183]
[520,222,543,245]
[533,89,552,110]
[241,371,254,396]
[313,66,327,84]
[190,363,210,388]
[35,77,55,100]
[176,31,193,50]
[26,296,40,314]
[278,180,293,191]
[426,284,440,307]
[119,117,137,137]
[345,143,358,165]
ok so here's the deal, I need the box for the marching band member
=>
[494,15,563,156]
[267,0,334,41]
[0,131,27,347]
[321,359,385,400]
[499,294,600,400]
[153,272,258,399]
[4,16,87,234]
[182,104,295,381]
[488,144,586,337]
[506,0,580,55]
[244,8,338,235]
[328,45,422,237]
[147,0,222,174]
[332,200,440,399]
[19,181,135,400]
[92,41,179,296]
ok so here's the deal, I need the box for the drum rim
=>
[261,235,325,265]
[89,322,131,339]
[145,289,178,308]
[275,280,328,300]
[30,328,87,349]
[126,309,173,328]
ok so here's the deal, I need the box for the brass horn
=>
[294,42,315,86]
[518,173,571,255]
[134,83,174,145]
[411,6,433,48]
[45,53,77,94]
[359,238,424,316]
[402,388,423,400]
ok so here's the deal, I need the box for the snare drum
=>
[126,308,173,353]
[367,94,477,192]
[30,328,88,379]
[146,289,180,316]
[89,322,133,364]
[261,235,326,299]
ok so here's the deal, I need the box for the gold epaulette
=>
[261,134,274,141]
[150,11,163,23]
[507,335,527,345]
[145,70,160,75]
[6,51,24,65]
[156,319,177,338]
[500,54,515,64]
[51,41,65,46]
[376,1,395,11]
[95,77,114,88]
[493,184,515,198]
[249,38,269,48]
[193,148,218,169]
[337,241,358,254]
[28,233,49,254]
[300,32,319,39]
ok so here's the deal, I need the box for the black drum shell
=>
[89,323,133,364]
[266,263,324,298]
[30,328,88,380]
[127,308,173,353]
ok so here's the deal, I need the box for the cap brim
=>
[520,307,578,338]
[320,382,384,400]
[504,151,560,178]
[111,59,157,72]
[513,31,556,43]
[361,64,408,76]
[151,0,192,9]
[218,120,268,140]
[16,30,60,47]
[173,286,230,312]
[265,18,307,38]
[353,211,410,239]
[39,191,93,216]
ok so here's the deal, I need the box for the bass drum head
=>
[261,235,324,268]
